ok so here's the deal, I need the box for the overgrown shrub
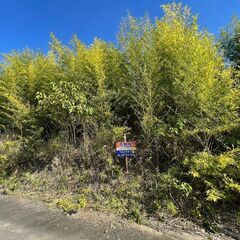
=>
[184,149,240,204]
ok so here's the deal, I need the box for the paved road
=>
[0,195,202,240]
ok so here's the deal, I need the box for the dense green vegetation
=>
[0,3,239,230]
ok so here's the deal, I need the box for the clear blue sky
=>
[0,0,239,53]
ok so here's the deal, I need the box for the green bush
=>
[0,137,23,176]
[144,171,192,214]
[184,149,240,204]
[56,196,88,214]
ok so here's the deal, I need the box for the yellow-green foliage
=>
[56,194,88,214]
[119,3,239,141]
[24,172,40,187]
[0,3,239,220]
[56,198,80,214]
[77,194,88,209]
[185,149,240,203]
[0,137,22,176]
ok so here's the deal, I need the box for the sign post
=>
[124,133,128,173]
[115,134,136,173]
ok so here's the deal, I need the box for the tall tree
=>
[220,16,240,68]
[118,3,239,167]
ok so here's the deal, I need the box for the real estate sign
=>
[115,141,136,157]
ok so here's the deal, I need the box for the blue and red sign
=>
[115,141,136,157]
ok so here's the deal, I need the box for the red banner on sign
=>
[116,141,136,149]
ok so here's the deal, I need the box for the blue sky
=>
[0,0,239,53]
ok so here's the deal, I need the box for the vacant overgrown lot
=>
[0,3,239,239]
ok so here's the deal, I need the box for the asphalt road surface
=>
[0,195,202,240]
